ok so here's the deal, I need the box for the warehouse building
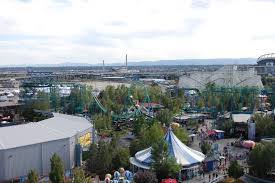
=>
[0,113,93,181]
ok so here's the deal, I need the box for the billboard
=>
[78,132,92,147]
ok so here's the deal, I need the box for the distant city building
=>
[0,113,93,181]
[178,65,263,90]
[255,53,275,76]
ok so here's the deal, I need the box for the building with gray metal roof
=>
[0,113,93,181]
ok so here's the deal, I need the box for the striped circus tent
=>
[130,128,205,169]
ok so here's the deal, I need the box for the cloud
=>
[191,0,210,9]
[0,0,275,65]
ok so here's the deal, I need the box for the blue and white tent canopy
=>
[130,128,205,169]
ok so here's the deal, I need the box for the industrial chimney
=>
[126,54,128,71]
[102,60,105,74]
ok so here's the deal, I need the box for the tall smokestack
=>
[102,60,105,74]
[126,54,128,71]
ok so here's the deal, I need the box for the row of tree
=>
[20,83,185,121]
[197,83,259,113]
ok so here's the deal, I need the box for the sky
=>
[0,0,275,65]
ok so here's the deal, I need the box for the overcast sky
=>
[0,0,275,65]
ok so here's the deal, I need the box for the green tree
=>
[228,160,244,179]
[112,148,130,170]
[94,114,112,132]
[248,141,275,178]
[130,122,164,156]
[160,95,183,113]
[156,109,173,126]
[67,85,92,114]
[33,91,51,110]
[27,169,39,183]
[188,119,199,130]
[86,141,112,179]
[20,91,51,121]
[129,139,142,157]
[200,141,211,155]
[220,119,234,137]
[173,127,189,144]
[133,116,146,136]
[253,114,275,137]
[151,139,181,180]
[50,87,61,112]
[72,168,86,183]
[197,98,205,108]
[85,143,98,174]
[139,122,164,150]
[49,153,64,183]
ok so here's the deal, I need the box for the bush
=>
[133,171,158,183]
[228,161,244,179]
[112,148,130,170]
[49,153,64,183]
[27,169,39,183]
[248,141,275,179]
[218,177,245,183]
[200,141,211,155]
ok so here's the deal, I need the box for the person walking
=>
[209,174,211,182]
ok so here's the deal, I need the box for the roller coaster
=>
[91,81,154,121]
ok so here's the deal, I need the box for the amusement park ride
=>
[19,76,275,123]
[181,85,271,119]
[91,81,154,121]
[19,79,155,121]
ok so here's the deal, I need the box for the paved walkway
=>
[182,173,227,183]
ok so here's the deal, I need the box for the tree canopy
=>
[151,139,181,181]
[253,114,275,138]
[130,122,164,156]
[228,160,244,179]
[49,153,64,183]
[248,141,275,179]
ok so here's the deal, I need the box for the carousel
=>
[129,128,205,180]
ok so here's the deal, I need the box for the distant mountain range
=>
[0,58,257,67]
[112,58,257,66]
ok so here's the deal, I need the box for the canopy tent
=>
[130,128,205,170]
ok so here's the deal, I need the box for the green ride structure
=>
[90,81,154,121]
[181,86,261,119]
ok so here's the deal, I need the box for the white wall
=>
[2,143,41,180]
[41,138,70,176]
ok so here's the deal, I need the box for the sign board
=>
[78,132,91,147]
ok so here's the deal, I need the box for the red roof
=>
[161,178,178,183]
[207,130,216,135]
